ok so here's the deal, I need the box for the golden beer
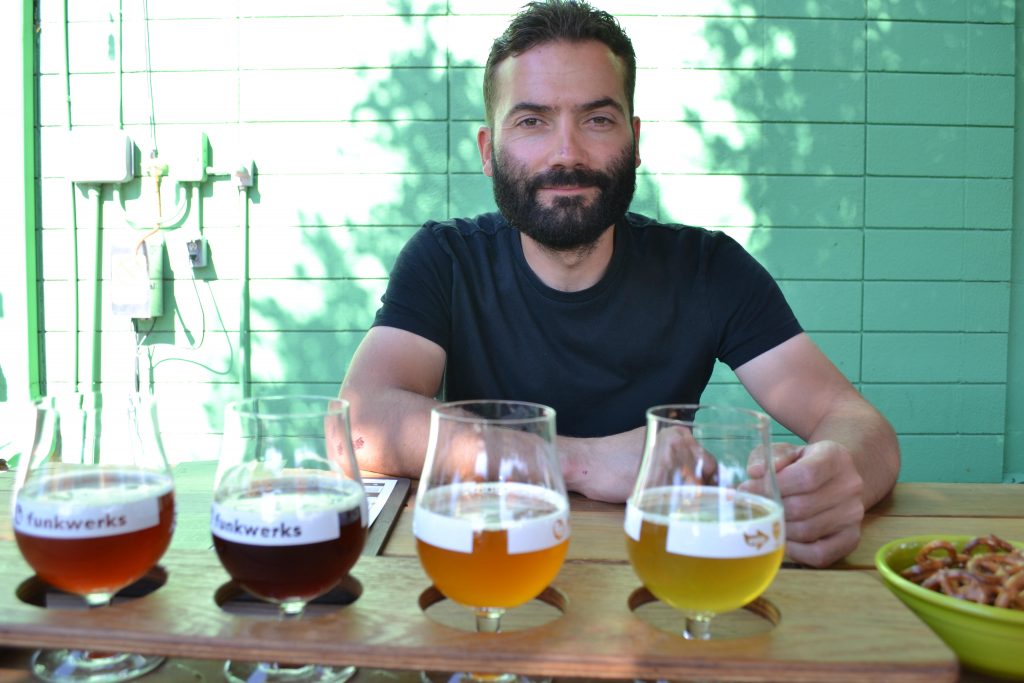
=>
[626,486,783,615]
[415,482,569,609]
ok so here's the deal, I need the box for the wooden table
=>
[0,464,1020,682]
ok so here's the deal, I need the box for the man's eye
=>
[518,117,541,127]
[590,115,613,125]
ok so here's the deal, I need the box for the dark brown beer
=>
[212,477,366,603]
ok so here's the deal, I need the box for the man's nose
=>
[549,123,587,167]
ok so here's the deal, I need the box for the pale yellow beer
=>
[626,486,784,615]
[415,482,569,609]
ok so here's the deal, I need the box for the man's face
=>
[479,40,641,252]
[491,139,636,251]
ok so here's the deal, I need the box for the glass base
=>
[31,649,164,683]
[224,661,356,683]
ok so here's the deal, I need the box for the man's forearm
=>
[807,395,900,509]
[340,384,439,478]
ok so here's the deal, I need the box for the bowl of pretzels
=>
[875,534,1024,679]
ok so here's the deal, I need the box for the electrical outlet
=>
[186,238,208,268]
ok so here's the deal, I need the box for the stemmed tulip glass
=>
[12,391,176,682]
[625,405,785,640]
[211,395,367,683]
[414,400,570,683]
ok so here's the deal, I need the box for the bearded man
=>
[339,0,900,568]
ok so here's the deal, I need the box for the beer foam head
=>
[626,485,784,558]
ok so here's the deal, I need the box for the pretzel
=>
[994,571,1024,610]
[964,534,1015,557]
[900,539,965,583]
[899,535,1023,611]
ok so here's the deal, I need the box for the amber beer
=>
[415,482,569,608]
[212,476,367,603]
[626,485,784,615]
[13,468,176,596]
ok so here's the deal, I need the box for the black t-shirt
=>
[373,212,802,437]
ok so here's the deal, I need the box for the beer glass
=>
[12,392,175,682]
[212,395,367,683]
[625,405,784,640]
[414,400,569,683]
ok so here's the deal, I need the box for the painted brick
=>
[450,67,484,121]
[864,230,1011,281]
[767,0,865,18]
[867,22,966,73]
[764,19,865,71]
[811,332,862,382]
[749,228,863,280]
[250,330,364,384]
[447,15,510,66]
[779,281,862,331]
[248,280,385,331]
[863,383,1006,435]
[630,179,661,219]
[238,1,446,16]
[965,179,1013,229]
[122,72,240,125]
[967,0,1016,23]
[38,74,118,127]
[760,176,863,227]
[865,177,963,229]
[867,126,965,177]
[451,122,485,174]
[625,16,763,70]
[862,333,1007,382]
[248,226,417,280]
[867,0,966,21]
[121,19,238,72]
[240,17,447,69]
[897,435,1004,483]
[761,123,864,175]
[638,70,762,123]
[867,74,966,125]
[656,175,760,228]
[449,173,495,218]
[762,71,865,122]
[864,282,1009,332]
[965,128,1014,179]
[643,122,761,175]
[240,121,448,175]
[968,76,1015,126]
[593,0,766,16]
[40,21,119,75]
[249,174,448,227]
[968,24,1015,74]
[241,69,448,123]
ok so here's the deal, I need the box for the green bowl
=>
[875,535,1024,679]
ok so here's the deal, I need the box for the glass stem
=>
[474,607,504,634]
[683,614,713,640]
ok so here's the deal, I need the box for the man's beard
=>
[491,142,637,253]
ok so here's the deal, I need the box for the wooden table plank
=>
[871,484,1022,518]
[0,544,956,682]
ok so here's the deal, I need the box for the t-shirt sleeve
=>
[371,223,452,350]
[704,232,803,370]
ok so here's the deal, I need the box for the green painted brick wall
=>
[25,0,1019,481]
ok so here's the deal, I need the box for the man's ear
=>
[478,126,494,178]
[632,116,642,168]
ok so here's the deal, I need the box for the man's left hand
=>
[762,441,866,568]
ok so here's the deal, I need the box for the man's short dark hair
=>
[483,0,637,127]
